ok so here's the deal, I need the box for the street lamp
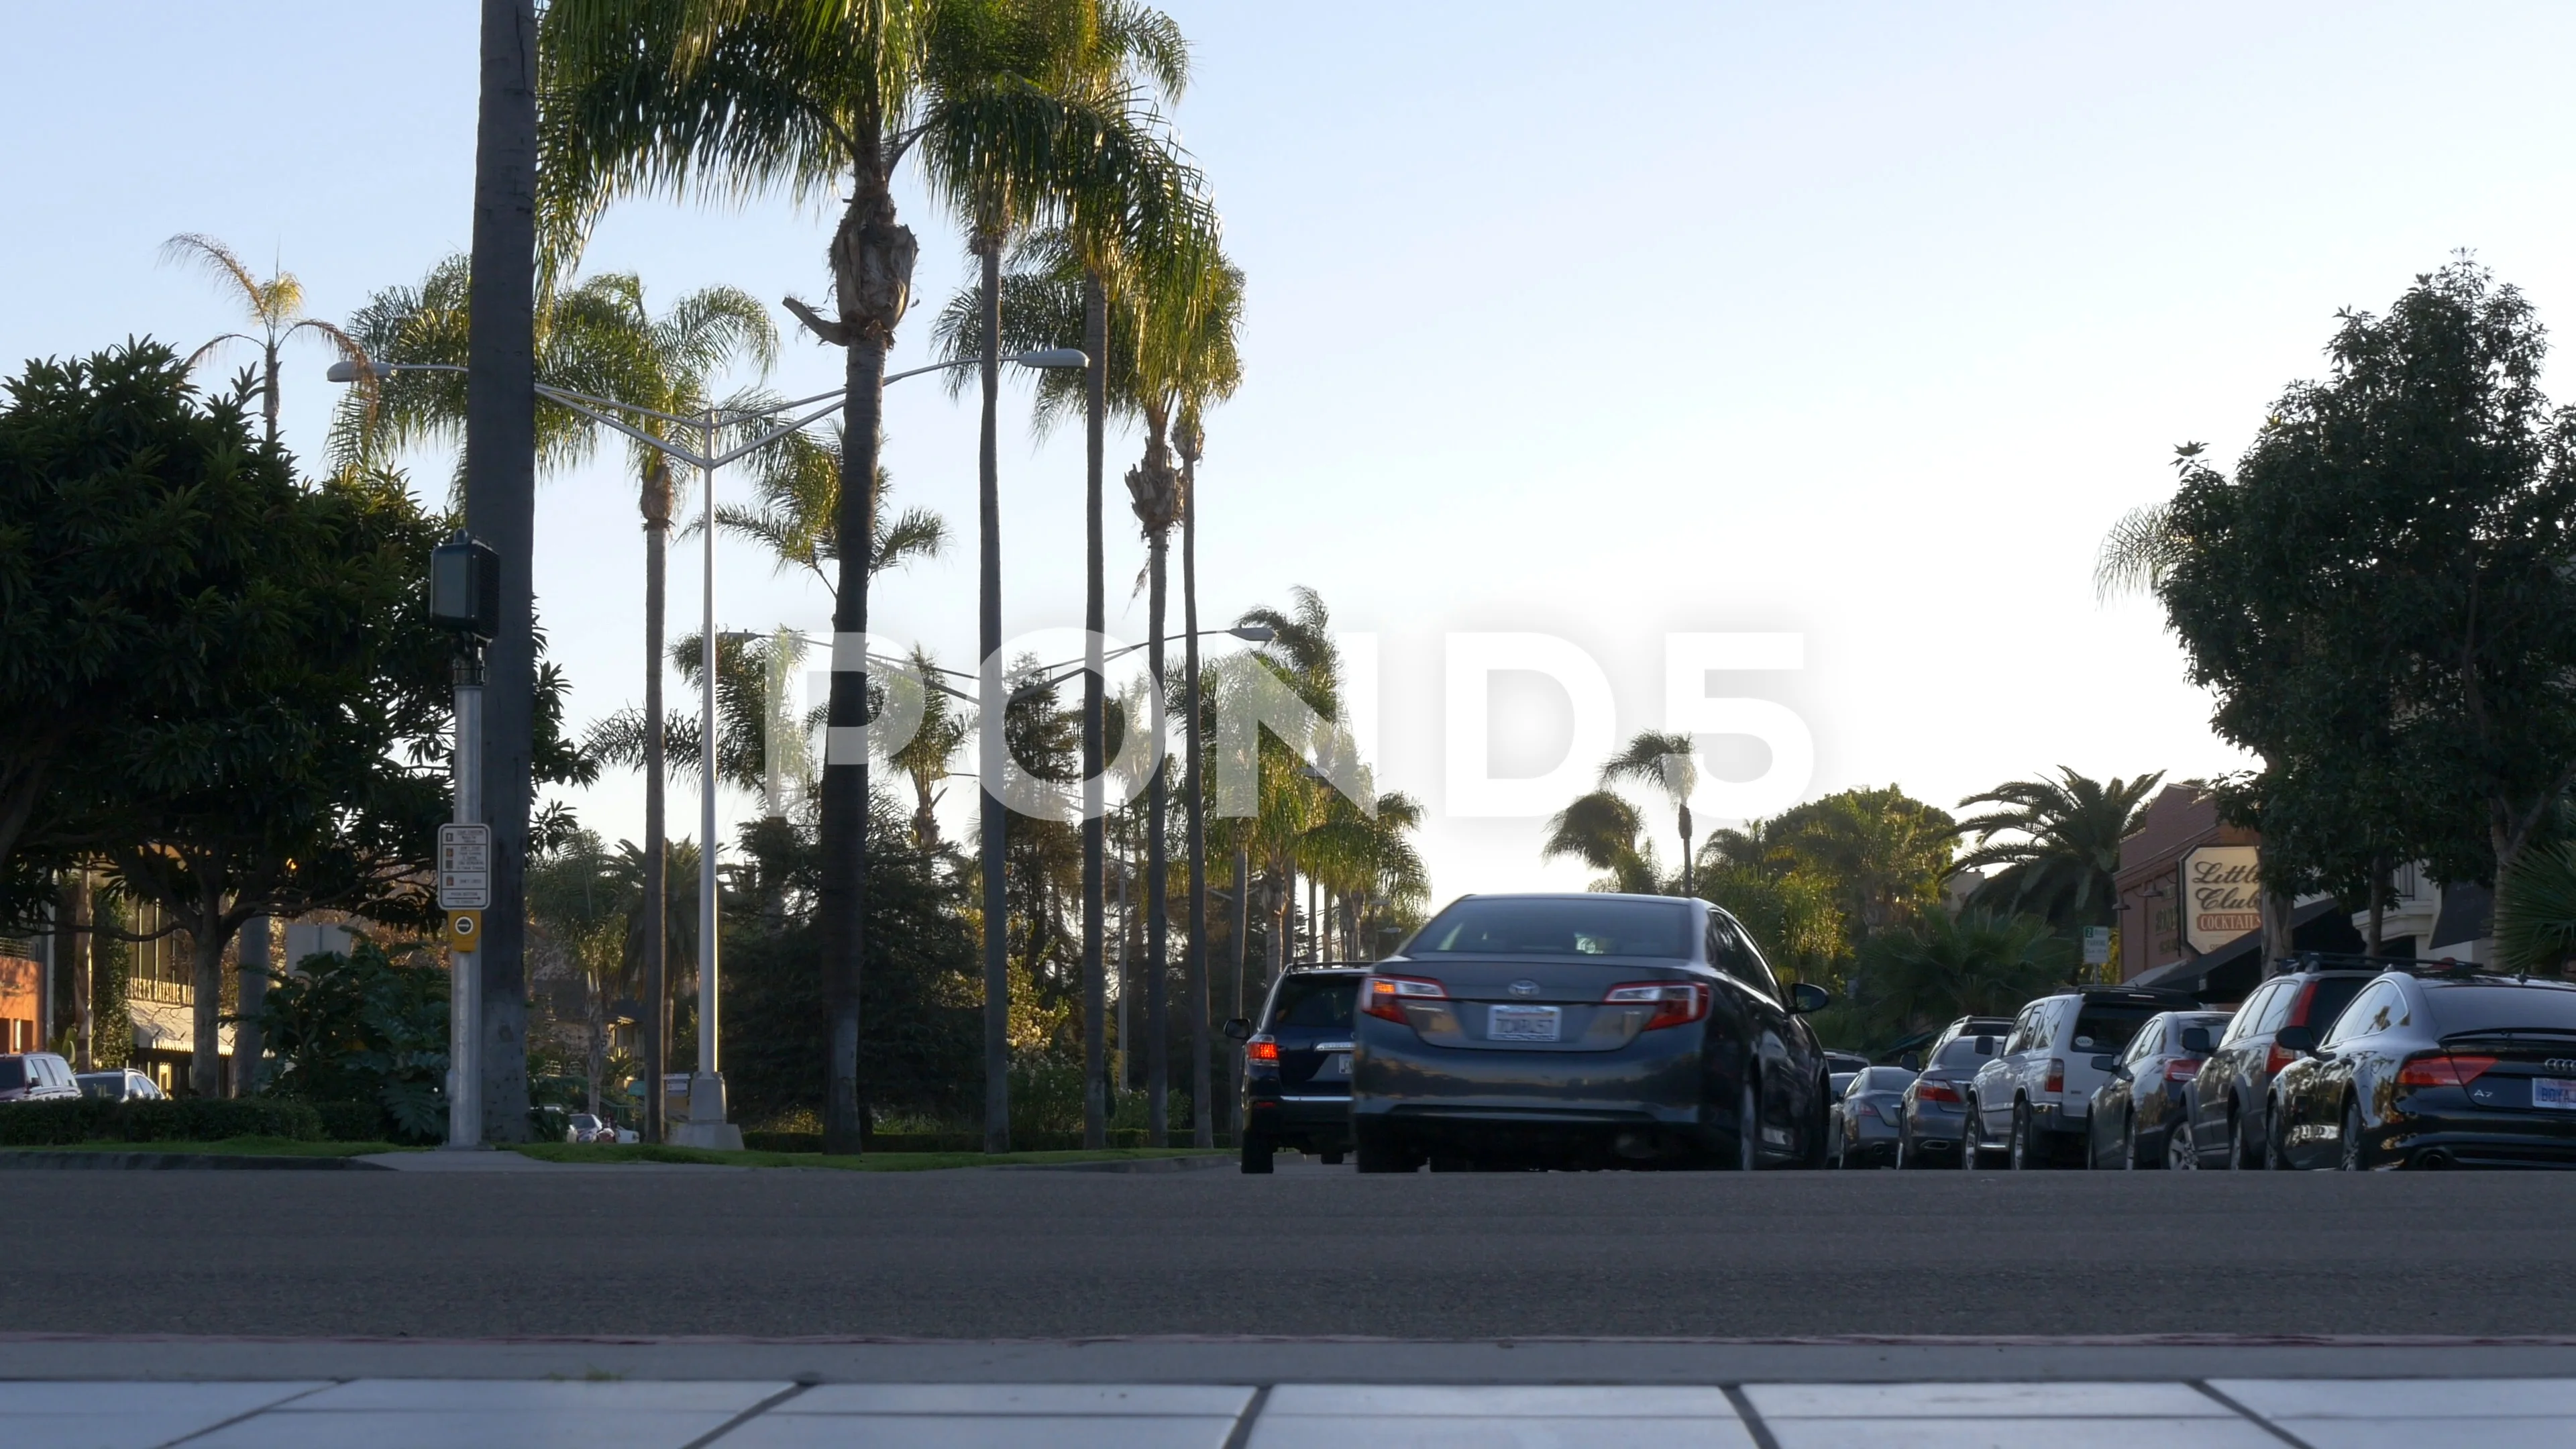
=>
[332,347,1085,1147]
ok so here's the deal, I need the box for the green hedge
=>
[0,1097,326,1146]
[311,1100,392,1142]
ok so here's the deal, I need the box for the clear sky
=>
[10,3,2576,904]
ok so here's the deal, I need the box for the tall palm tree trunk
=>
[641,462,670,1142]
[1144,530,1171,1146]
[818,166,910,1157]
[1182,464,1212,1148]
[1230,845,1248,1133]
[61,871,91,1070]
[1079,275,1108,1149]
[975,239,1011,1155]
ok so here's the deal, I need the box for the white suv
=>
[1963,989,2192,1169]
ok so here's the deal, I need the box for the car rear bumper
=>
[1244,1089,1352,1149]
[1352,1024,1705,1124]
[2378,1111,2576,1169]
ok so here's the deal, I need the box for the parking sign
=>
[438,824,491,910]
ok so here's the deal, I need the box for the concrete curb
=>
[988,1154,1234,1174]
[0,1150,390,1172]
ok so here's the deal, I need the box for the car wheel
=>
[2008,1101,2035,1171]
[1354,1122,1413,1174]
[2168,1119,2197,1171]
[1960,1102,1982,1169]
[1239,1130,1275,1175]
[2231,1104,2260,1170]
[2339,1098,2365,1171]
[1737,1078,1762,1172]
[2123,1113,2141,1170]
[1895,1126,1911,1170]
[2264,1102,2291,1171]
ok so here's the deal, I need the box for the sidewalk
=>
[6,1374,2571,1446]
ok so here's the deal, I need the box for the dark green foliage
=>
[0,1097,323,1146]
[1956,769,2164,932]
[311,1100,390,1142]
[722,803,981,1130]
[250,941,449,1143]
[1850,910,2074,1045]
[2158,259,2576,894]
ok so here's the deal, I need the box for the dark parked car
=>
[1348,894,1833,1172]
[2085,1010,2232,1169]
[0,1053,80,1104]
[1895,1034,1996,1167]
[1229,965,1366,1173]
[1831,1066,1917,1167]
[2269,968,2576,1170]
[2180,961,2375,1169]
[74,1069,165,1102]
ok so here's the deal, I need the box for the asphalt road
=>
[12,1158,2574,1340]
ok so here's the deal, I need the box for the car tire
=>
[2231,1103,2261,1170]
[1895,1126,1911,1170]
[2264,1102,2292,1171]
[1737,1078,1762,1172]
[2168,1119,2197,1171]
[2339,1098,2365,1171]
[2123,1113,2142,1170]
[2008,1101,2036,1171]
[1960,1102,1982,1170]
[1240,1131,1275,1175]
[1354,1122,1413,1174]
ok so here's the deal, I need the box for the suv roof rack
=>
[2268,951,2412,975]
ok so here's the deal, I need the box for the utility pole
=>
[431,531,499,1148]
[464,0,539,1141]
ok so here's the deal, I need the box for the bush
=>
[252,939,449,1142]
[0,1097,324,1146]
[313,1100,392,1142]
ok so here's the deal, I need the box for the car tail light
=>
[1603,980,1711,1030]
[1915,1079,1961,1104]
[2265,1043,2300,1076]
[2396,1053,2496,1088]
[1362,974,1447,1024]
[2045,1059,2065,1093]
[2284,981,2322,1027]
[2164,1059,2201,1082]
[1856,1101,1882,1120]
[1244,1034,1280,1064]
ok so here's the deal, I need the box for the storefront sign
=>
[2184,845,2262,952]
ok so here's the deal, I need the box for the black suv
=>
[2180,955,2377,1169]
[1226,965,1366,1173]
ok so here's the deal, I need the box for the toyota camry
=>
[1348,893,1833,1172]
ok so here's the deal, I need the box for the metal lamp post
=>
[334,347,1085,1146]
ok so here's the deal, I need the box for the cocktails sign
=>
[2184,845,2262,952]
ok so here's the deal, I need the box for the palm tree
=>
[1953,768,2163,936]
[1542,790,1663,895]
[2496,839,2576,975]
[335,257,775,1141]
[545,0,1199,1154]
[1599,730,1701,895]
[525,830,637,1117]
[162,233,368,450]
[1855,909,2074,1040]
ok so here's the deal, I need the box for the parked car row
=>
[1845,957,2576,1172]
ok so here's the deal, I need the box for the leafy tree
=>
[2495,839,2576,975]
[2153,258,2576,904]
[252,938,451,1142]
[1752,787,1957,938]
[1853,910,2072,1043]
[526,830,637,1116]
[1953,768,2163,933]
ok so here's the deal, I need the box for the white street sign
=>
[438,824,492,910]
[2082,926,2112,965]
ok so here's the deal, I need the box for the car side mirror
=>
[1786,981,1831,1014]
[1974,1035,1996,1056]
[2180,1026,2214,1055]
[2091,1055,2118,1074]
[2273,1024,2318,1055]
[1222,1017,1252,1042]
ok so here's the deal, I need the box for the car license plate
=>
[1489,1004,1561,1042]
[2534,1077,2576,1110]
[1320,1053,1350,1079]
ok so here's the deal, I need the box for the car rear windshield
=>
[1269,975,1356,1030]
[1932,1038,1992,1069]
[0,1059,23,1090]
[2070,1005,2159,1055]
[1409,898,1691,957]
[2426,984,2576,1036]
[2292,976,2369,1030]
[1862,1067,1915,1090]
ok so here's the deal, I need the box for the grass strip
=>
[507,1142,1224,1171]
